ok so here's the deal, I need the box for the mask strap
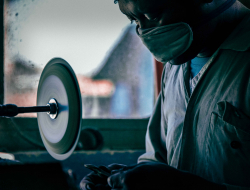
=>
[193,0,236,28]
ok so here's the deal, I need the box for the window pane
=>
[4,0,154,118]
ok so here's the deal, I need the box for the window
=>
[4,0,155,118]
[1,0,154,152]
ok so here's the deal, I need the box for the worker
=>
[81,0,250,189]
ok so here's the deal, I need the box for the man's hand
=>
[80,164,128,190]
[107,162,227,190]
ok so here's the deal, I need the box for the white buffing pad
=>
[37,58,82,160]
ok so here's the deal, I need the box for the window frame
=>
[0,0,154,152]
[0,1,3,105]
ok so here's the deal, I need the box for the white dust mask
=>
[136,0,236,64]
[136,22,193,63]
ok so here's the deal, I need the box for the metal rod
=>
[18,106,51,113]
[0,104,54,117]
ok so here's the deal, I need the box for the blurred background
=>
[4,0,155,118]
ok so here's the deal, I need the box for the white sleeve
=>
[138,94,168,164]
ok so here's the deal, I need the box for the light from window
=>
[4,0,154,118]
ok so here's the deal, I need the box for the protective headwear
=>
[136,0,236,63]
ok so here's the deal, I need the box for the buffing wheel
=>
[37,58,82,160]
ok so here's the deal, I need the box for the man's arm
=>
[138,89,168,164]
[223,184,250,190]
[107,162,227,190]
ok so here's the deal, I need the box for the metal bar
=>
[18,106,51,113]
[0,1,4,104]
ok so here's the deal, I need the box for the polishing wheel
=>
[37,58,82,160]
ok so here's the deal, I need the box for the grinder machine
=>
[0,57,82,161]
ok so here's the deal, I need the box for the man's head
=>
[116,0,214,28]
[115,0,250,64]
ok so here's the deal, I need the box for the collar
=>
[179,15,250,97]
[220,14,250,51]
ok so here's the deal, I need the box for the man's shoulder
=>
[220,14,250,51]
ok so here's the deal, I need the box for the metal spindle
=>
[0,101,57,118]
[18,106,51,113]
